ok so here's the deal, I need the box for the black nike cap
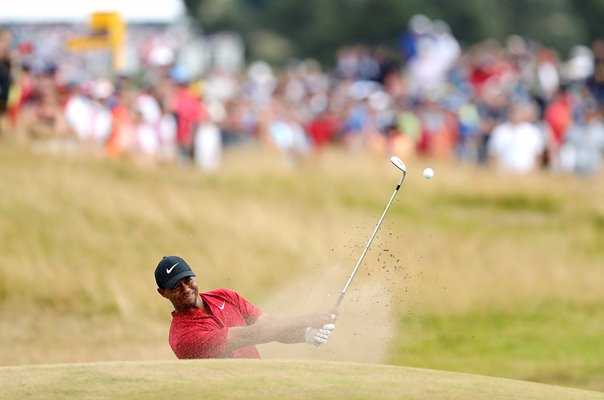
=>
[155,256,196,289]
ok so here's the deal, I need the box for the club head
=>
[390,156,407,173]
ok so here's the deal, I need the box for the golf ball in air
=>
[423,168,434,179]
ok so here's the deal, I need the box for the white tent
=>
[1,0,186,24]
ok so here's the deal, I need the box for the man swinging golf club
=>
[155,255,337,359]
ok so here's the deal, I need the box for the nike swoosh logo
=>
[218,301,225,310]
[166,262,179,274]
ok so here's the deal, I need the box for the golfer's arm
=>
[225,313,306,352]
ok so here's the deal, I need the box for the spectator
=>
[105,84,135,158]
[156,95,178,163]
[170,65,206,163]
[306,103,341,150]
[7,62,35,133]
[194,99,224,172]
[0,26,13,136]
[64,81,112,155]
[488,102,545,173]
[560,102,604,176]
[543,84,573,171]
[587,39,604,106]
[19,79,73,147]
[415,96,458,159]
[476,85,509,164]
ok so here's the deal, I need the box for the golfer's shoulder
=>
[205,288,240,300]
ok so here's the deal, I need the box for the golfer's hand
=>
[305,323,336,346]
[329,309,338,323]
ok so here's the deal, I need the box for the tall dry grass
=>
[1,143,603,388]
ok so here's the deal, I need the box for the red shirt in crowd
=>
[172,87,205,148]
[168,288,263,359]
[544,92,572,145]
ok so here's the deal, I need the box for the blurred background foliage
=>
[182,0,604,65]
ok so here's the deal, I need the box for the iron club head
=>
[390,156,406,173]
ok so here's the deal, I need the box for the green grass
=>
[391,301,604,390]
[0,142,603,393]
[1,360,603,400]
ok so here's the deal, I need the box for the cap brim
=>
[163,270,196,289]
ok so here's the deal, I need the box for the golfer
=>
[155,255,337,359]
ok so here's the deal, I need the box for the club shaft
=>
[335,174,405,309]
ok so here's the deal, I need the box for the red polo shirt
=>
[168,288,263,359]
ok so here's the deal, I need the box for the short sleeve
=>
[219,288,263,325]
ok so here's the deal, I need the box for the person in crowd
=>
[18,77,73,145]
[105,84,136,158]
[64,80,112,155]
[587,39,604,106]
[560,101,604,176]
[488,102,545,173]
[0,26,13,136]
[543,84,573,171]
[170,65,206,163]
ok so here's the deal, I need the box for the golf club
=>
[333,156,407,312]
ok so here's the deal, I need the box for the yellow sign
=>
[66,12,126,71]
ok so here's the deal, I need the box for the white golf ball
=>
[423,167,434,179]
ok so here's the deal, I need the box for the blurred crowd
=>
[1,15,604,176]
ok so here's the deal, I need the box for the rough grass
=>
[0,143,603,392]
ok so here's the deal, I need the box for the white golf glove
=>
[305,323,335,346]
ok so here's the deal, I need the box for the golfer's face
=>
[164,276,199,310]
